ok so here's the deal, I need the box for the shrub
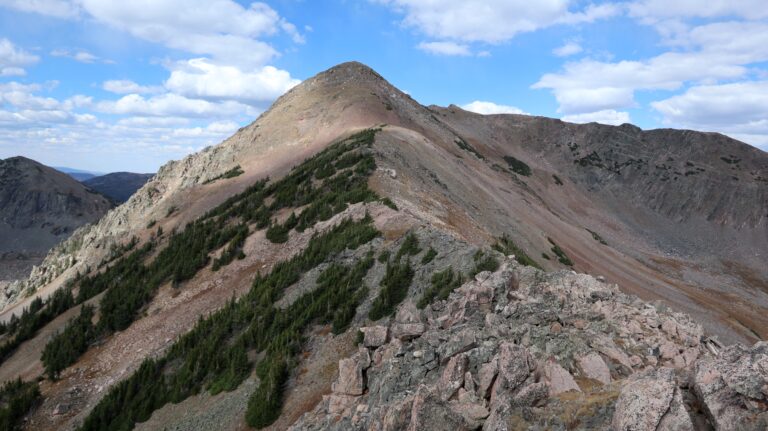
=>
[548,238,574,266]
[503,155,532,176]
[455,138,485,160]
[395,232,421,261]
[368,261,414,320]
[492,234,542,270]
[470,250,499,276]
[417,267,463,309]
[421,247,437,264]
[0,378,40,431]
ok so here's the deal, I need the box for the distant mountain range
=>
[0,157,113,281]
[51,166,104,181]
[83,172,154,203]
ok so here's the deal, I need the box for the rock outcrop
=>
[291,259,768,430]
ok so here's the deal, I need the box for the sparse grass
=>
[470,250,499,276]
[492,234,542,270]
[586,229,607,245]
[417,267,463,309]
[455,137,485,160]
[548,237,574,266]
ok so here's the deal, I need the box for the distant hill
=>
[52,166,104,181]
[83,172,154,203]
[0,157,113,281]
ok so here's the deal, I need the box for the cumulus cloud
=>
[96,93,250,118]
[461,101,527,115]
[561,109,630,126]
[651,81,768,147]
[102,80,162,95]
[417,41,471,56]
[0,38,39,76]
[553,42,582,57]
[377,0,619,44]
[164,59,300,106]
[533,21,768,114]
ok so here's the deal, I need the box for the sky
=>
[0,1,767,173]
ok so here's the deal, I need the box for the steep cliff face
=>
[0,62,766,431]
[0,157,112,283]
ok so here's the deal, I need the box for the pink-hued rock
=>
[659,342,679,360]
[477,358,498,399]
[391,322,426,340]
[382,395,414,431]
[597,342,634,370]
[407,386,470,431]
[332,348,370,396]
[439,353,468,401]
[361,325,388,348]
[512,382,549,407]
[577,352,611,385]
[612,367,692,431]
[491,343,533,402]
[327,394,358,415]
[544,360,581,396]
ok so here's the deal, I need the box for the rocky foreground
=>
[292,259,768,430]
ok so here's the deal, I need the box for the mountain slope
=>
[0,157,112,283]
[0,62,766,430]
[83,172,154,203]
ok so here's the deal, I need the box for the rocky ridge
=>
[292,259,768,430]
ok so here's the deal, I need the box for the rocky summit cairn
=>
[291,259,768,430]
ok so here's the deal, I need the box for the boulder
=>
[577,352,611,385]
[407,386,470,431]
[391,322,426,340]
[544,360,581,396]
[361,325,389,348]
[612,367,692,431]
[439,353,468,401]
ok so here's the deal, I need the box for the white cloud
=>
[461,101,527,115]
[553,41,582,57]
[96,93,249,118]
[103,79,162,95]
[164,58,300,106]
[562,109,630,126]
[651,81,768,148]
[533,21,768,114]
[0,0,80,18]
[51,48,104,63]
[377,0,619,44]
[0,38,39,76]
[77,0,297,68]
[417,41,471,56]
[628,0,768,21]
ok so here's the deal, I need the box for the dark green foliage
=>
[542,253,551,260]
[204,165,244,184]
[212,224,249,270]
[380,197,398,210]
[41,305,95,379]
[470,250,500,276]
[455,137,485,160]
[246,357,288,428]
[166,205,178,217]
[421,247,437,264]
[395,232,421,261]
[417,267,463,309]
[378,250,390,263]
[0,286,75,365]
[79,216,380,431]
[586,229,608,245]
[492,234,542,270]
[39,129,384,385]
[0,378,40,431]
[368,260,414,320]
[548,238,574,266]
[503,155,532,176]
[552,174,564,185]
[146,219,156,228]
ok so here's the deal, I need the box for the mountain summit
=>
[0,63,766,431]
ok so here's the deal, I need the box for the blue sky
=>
[1,0,767,172]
